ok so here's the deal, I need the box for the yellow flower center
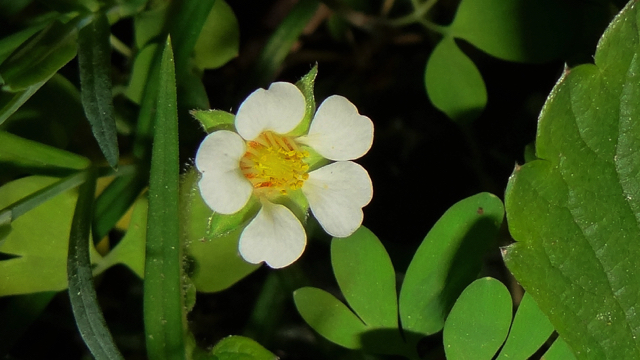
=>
[240,131,309,196]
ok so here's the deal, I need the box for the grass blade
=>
[67,168,124,360]
[77,12,119,169]
[143,37,186,360]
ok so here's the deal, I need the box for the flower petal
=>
[235,82,306,140]
[302,161,373,237]
[195,130,253,214]
[239,200,306,268]
[298,95,373,161]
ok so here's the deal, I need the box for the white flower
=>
[195,82,373,268]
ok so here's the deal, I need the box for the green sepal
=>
[190,109,236,133]
[288,64,318,137]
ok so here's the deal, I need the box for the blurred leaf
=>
[181,168,259,293]
[193,0,239,70]
[425,37,487,123]
[93,193,147,278]
[496,292,554,360]
[35,0,99,12]
[0,23,48,64]
[125,43,157,104]
[451,0,573,63]
[0,17,80,92]
[252,0,320,87]
[398,193,504,339]
[331,227,397,328]
[289,64,317,137]
[77,12,119,168]
[211,336,276,360]
[504,3,640,358]
[190,109,235,133]
[0,131,90,174]
[67,169,124,360]
[443,277,512,360]
[293,287,368,350]
[0,176,100,296]
[143,38,187,360]
[542,337,577,360]
[0,79,49,126]
[0,292,56,356]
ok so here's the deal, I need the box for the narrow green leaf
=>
[331,226,398,328]
[67,169,124,359]
[542,337,577,360]
[504,3,640,358]
[496,292,554,360]
[209,336,277,360]
[143,38,186,360]
[293,287,368,350]
[451,0,574,63]
[398,192,504,338]
[181,168,259,293]
[193,0,240,70]
[0,23,48,65]
[425,36,487,123]
[0,131,90,174]
[443,277,512,360]
[77,12,119,168]
[251,0,320,87]
[0,17,80,92]
[0,291,57,357]
[0,78,49,126]
[190,109,235,133]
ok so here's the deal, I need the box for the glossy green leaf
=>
[443,277,512,360]
[504,3,640,358]
[289,64,317,137]
[399,192,504,339]
[209,336,277,360]
[542,337,577,360]
[77,12,119,169]
[93,194,147,278]
[0,131,90,174]
[451,0,573,63]
[331,226,397,328]
[251,0,320,87]
[181,168,259,293]
[193,0,239,70]
[67,169,124,360]
[143,38,187,360]
[190,109,235,133]
[0,176,100,296]
[293,287,368,350]
[496,292,554,360]
[425,37,487,123]
[0,17,80,92]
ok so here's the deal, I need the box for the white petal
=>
[302,161,373,237]
[235,82,306,140]
[195,130,253,214]
[239,201,306,268]
[298,95,373,161]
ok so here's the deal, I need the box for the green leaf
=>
[181,168,259,293]
[93,194,147,278]
[208,336,277,360]
[0,17,80,92]
[35,0,100,13]
[451,0,573,63]
[0,23,48,65]
[0,78,49,126]
[293,287,368,350]
[190,109,235,133]
[398,192,504,339]
[77,12,119,169]
[0,131,90,174]
[125,43,157,105]
[331,226,397,329]
[496,292,554,360]
[289,64,318,137]
[425,36,487,123]
[143,37,187,360]
[542,337,577,360]
[504,3,640,358]
[251,0,320,87]
[67,168,124,360]
[443,277,512,360]
[193,0,239,70]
